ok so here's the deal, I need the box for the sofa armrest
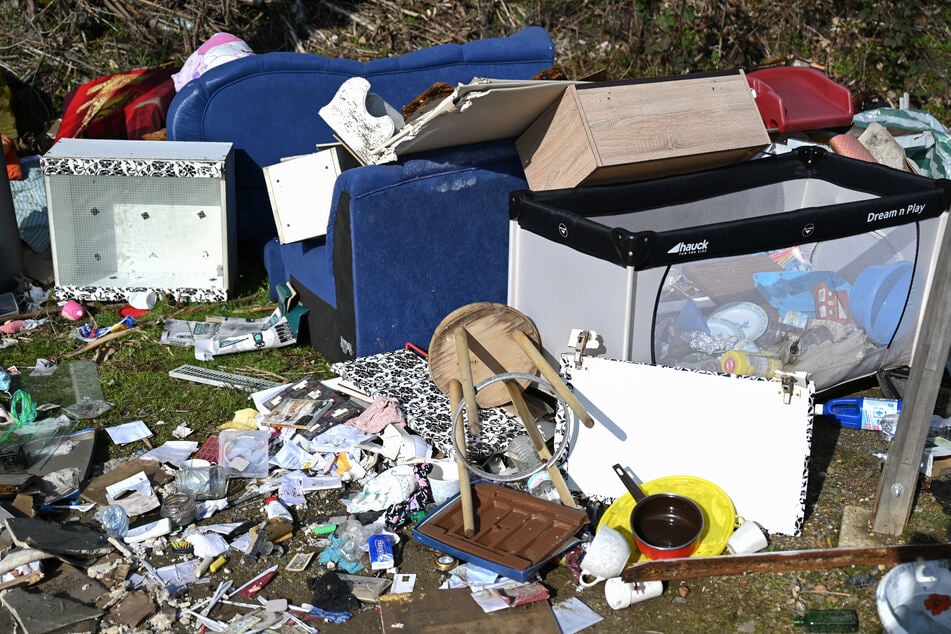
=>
[286,140,528,359]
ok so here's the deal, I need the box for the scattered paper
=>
[142,441,199,467]
[106,420,153,445]
[159,284,306,361]
[195,499,228,521]
[390,573,416,594]
[309,424,375,453]
[551,597,602,634]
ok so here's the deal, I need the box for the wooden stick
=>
[453,327,481,436]
[621,542,951,582]
[504,381,577,507]
[511,329,594,428]
[54,327,140,361]
[449,379,475,537]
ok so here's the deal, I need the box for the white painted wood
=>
[318,77,403,165]
[264,145,357,244]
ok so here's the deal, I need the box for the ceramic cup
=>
[427,459,461,505]
[579,525,631,587]
[604,577,664,609]
[127,290,157,310]
[727,520,768,554]
[61,299,85,321]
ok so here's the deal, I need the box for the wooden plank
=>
[621,543,951,582]
[873,210,951,534]
[379,587,559,633]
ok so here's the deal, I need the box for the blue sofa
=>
[167,27,556,361]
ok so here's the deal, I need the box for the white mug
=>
[579,525,631,587]
[727,520,768,554]
[604,577,664,609]
[127,290,157,310]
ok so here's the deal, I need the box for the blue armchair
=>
[167,27,556,361]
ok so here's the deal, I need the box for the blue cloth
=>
[9,155,49,252]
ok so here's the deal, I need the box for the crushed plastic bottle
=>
[95,504,129,539]
[527,471,560,502]
[881,412,951,442]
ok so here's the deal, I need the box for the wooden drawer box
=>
[516,70,770,191]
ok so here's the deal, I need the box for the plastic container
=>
[219,428,270,478]
[161,491,197,529]
[176,460,229,501]
[265,496,293,522]
[720,350,782,377]
[850,261,914,345]
[816,397,901,431]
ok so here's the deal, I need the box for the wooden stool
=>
[428,302,594,516]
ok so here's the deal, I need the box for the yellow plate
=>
[597,474,736,563]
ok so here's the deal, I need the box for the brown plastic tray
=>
[414,482,588,573]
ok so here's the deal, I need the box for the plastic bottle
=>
[720,350,782,377]
[881,412,951,441]
[265,496,293,522]
[95,504,130,538]
[792,608,858,632]
[815,397,900,431]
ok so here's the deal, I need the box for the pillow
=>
[171,32,255,92]
[55,67,175,141]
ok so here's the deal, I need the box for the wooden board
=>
[517,72,770,191]
[621,542,951,582]
[428,302,541,407]
[379,587,559,633]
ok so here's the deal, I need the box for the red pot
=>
[629,491,704,559]
[613,464,704,560]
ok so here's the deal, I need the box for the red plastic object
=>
[747,67,853,133]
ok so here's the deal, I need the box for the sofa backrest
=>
[167,26,555,242]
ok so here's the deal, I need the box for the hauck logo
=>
[667,239,709,256]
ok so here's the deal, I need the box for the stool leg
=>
[505,382,577,507]
[453,327,482,436]
[449,379,476,537]
[512,329,595,428]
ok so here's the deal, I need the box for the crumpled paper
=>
[345,465,416,513]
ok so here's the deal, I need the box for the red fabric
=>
[124,78,176,140]
[56,67,175,142]
[2,135,21,181]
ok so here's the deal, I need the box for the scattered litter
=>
[551,596,603,634]
[143,440,200,467]
[105,419,153,445]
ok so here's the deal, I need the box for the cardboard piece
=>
[371,79,578,164]
[517,71,770,191]
[81,457,169,509]
[562,357,813,535]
